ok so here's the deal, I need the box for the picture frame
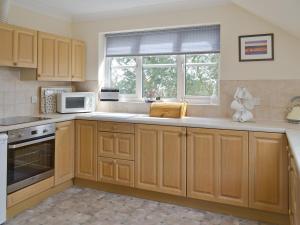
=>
[239,33,274,62]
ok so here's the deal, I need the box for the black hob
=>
[0,116,51,126]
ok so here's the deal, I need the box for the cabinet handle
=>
[13,62,17,66]
[286,146,289,152]
[289,209,294,216]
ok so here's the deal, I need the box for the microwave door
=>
[65,97,86,112]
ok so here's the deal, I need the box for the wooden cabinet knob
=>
[13,62,17,66]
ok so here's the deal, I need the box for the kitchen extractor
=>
[0,133,7,224]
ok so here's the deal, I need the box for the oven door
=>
[7,135,55,194]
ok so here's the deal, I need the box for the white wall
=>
[72,3,300,81]
[8,4,72,37]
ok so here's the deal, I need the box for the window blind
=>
[105,25,220,57]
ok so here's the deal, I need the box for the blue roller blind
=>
[105,24,220,57]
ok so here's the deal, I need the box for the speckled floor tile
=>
[6,187,273,225]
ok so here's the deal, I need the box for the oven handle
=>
[8,136,55,149]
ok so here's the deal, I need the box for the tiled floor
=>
[7,187,272,225]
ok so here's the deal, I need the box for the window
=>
[104,25,220,104]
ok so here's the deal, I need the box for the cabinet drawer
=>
[97,157,134,187]
[98,132,134,160]
[98,121,134,134]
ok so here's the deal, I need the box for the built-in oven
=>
[7,124,55,194]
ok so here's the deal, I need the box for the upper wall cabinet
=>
[38,32,72,81]
[71,40,86,82]
[0,23,37,68]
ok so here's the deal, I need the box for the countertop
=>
[1,112,300,174]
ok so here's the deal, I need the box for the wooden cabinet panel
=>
[135,124,186,196]
[0,23,14,66]
[98,157,115,183]
[38,32,56,80]
[159,127,186,196]
[187,128,248,207]
[249,132,288,214]
[135,125,159,191]
[98,158,134,187]
[98,132,134,160]
[115,159,134,187]
[71,40,85,81]
[75,120,97,181]
[216,130,248,206]
[289,151,300,225]
[55,121,75,185]
[187,128,216,201]
[14,27,37,68]
[98,121,134,134]
[56,37,71,80]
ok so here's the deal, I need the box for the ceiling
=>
[11,0,230,21]
[11,0,300,38]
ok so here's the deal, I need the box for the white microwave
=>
[57,92,96,113]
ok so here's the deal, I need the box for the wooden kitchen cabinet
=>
[249,132,288,214]
[187,128,248,207]
[55,121,75,185]
[75,120,97,181]
[135,124,186,196]
[71,40,86,81]
[38,32,72,81]
[289,148,300,225]
[98,132,134,160]
[0,23,37,68]
[97,157,134,187]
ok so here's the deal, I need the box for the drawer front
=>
[98,132,134,160]
[97,157,134,187]
[98,121,134,134]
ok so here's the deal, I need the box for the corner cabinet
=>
[55,121,75,185]
[249,132,288,214]
[71,40,86,81]
[135,124,186,196]
[75,120,97,181]
[187,128,249,207]
[0,23,37,68]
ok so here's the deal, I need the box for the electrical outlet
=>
[31,96,38,104]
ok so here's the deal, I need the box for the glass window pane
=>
[111,67,136,94]
[143,67,177,98]
[143,55,176,64]
[186,53,219,64]
[111,57,136,67]
[185,64,219,96]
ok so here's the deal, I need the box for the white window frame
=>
[105,54,220,105]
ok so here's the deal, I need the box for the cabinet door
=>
[115,133,134,160]
[159,126,186,196]
[187,128,216,201]
[0,23,14,66]
[75,120,97,181]
[98,157,115,184]
[55,121,75,185]
[14,27,37,68]
[56,37,71,81]
[38,32,56,80]
[98,132,115,157]
[289,154,300,225]
[249,132,288,213]
[71,40,85,81]
[216,130,248,207]
[135,125,159,191]
[115,159,134,187]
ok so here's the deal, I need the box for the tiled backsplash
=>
[0,68,71,118]
[74,79,300,122]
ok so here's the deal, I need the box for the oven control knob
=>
[43,129,48,133]
[18,134,23,138]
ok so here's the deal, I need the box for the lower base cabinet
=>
[249,132,288,214]
[289,151,300,225]
[98,157,134,187]
[135,124,187,196]
[187,128,249,207]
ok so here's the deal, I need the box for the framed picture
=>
[239,33,274,61]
